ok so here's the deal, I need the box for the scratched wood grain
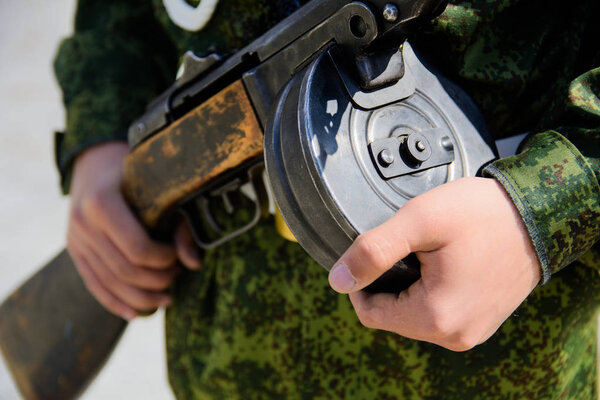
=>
[123,80,264,229]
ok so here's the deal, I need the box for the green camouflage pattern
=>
[411,1,600,141]
[53,0,600,398]
[485,132,600,282]
[166,213,600,399]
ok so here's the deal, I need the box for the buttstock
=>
[0,250,127,400]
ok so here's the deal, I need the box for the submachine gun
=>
[0,1,497,398]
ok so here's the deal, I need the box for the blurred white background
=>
[0,1,174,399]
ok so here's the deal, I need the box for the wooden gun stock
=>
[0,251,126,400]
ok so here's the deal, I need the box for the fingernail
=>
[123,311,137,321]
[329,263,356,293]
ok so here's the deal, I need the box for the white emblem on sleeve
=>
[163,0,220,32]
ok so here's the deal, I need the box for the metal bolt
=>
[135,122,146,134]
[377,149,395,167]
[382,3,399,23]
[441,136,454,151]
[406,134,431,163]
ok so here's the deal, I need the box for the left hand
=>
[67,142,202,320]
[328,177,541,351]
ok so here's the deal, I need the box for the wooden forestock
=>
[123,80,264,230]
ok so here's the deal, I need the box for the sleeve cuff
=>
[483,131,600,284]
[54,131,127,194]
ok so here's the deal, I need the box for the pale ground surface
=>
[0,1,174,399]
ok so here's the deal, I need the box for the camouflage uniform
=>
[54,0,600,398]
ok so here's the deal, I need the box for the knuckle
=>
[424,310,479,351]
[356,309,377,329]
[100,268,118,288]
[152,276,174,291]
[83,191,108,217]
[441,332,479,352]
[81,278,116,315]
[424,307,457,339]
[353,234,388,270]
[100,297,123,318]
[403,197,421,215]
[407,200,433,227]
[80,274,98,295]
[354,301,383,330]
[127,240,152,265]
[116,262,136,281]
[134,269,173,290]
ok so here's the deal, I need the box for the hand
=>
[328,177,541,351]
[67,142,202,320]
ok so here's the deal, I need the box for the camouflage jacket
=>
[54,0,600,398]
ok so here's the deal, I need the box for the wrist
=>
[71,141,129,200]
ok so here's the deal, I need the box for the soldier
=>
[56,0,600,398]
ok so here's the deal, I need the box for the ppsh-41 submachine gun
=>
[0,1,497,399]
[124,0,495,289]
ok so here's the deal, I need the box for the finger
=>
[349,280,475,350]
[82,246,173,312]
[68,246,137,321]
[71,213,180,290]
[174,221,202,270]
[85,190,176,268]
[348,279,431,340]
[329,201,441,293]
[89,230,180,290]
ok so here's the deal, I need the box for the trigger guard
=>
[180,163,268,250]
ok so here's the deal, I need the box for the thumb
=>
[328,202,439,293]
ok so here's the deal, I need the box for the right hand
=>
[328,178,540,351]
[66,142,202,320]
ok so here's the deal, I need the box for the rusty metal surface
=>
[123,80,264,229]
[0,250,127,400]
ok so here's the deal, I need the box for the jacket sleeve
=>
[53,0,178,192]
[484,67,600,283]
